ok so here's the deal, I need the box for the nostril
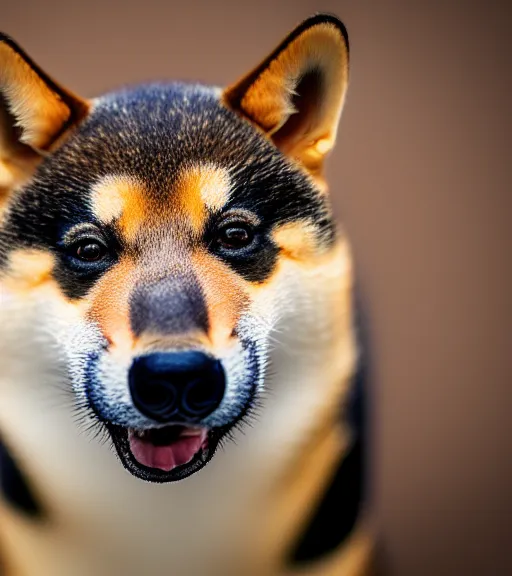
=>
[130,376,179,422]
[181,373,223,417]
[137,380,178,417]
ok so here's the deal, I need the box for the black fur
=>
[0,437,43,518]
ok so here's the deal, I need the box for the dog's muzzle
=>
[82,334,260,483]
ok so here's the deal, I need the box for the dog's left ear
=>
[0,33,89,195]
[224,14,349,176]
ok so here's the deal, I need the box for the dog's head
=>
[0,15,350,482]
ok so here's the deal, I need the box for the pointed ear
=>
[0,33,89,195]
[223,14,349,176]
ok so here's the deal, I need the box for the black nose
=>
[129,352,225,423]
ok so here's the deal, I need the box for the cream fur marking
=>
[90,175,129,223]
[194,163,232,212]
[175,163,232,231]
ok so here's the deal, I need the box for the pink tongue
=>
[129,430,207,472]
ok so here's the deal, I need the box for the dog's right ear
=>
[0,34,89,196]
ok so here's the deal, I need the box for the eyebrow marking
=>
[90,175,128,223]
[91,167,231,241]
[196,164,231,212]
[90,174,149,242]
[175,163,232,231]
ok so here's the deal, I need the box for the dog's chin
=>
[107,423,221,483]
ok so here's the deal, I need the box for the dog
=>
[0,13,373,575]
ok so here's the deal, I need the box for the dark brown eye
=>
[74,240,107,262]
[216,223,254,250]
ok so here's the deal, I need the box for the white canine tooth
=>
[181,428,205,437]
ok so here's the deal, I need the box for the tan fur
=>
[86,249,250,357]
[176,163,231,223]
[92,173,179,244]
[115,177,151,244]
[1,249,89,340]
[87,257,137,352]
[272,220,324,261]
[192,249,249,350]
[90,174,159,245]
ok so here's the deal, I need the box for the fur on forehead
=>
[49,83,313,195]
[0,83,335,261]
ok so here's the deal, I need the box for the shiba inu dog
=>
[0,13,373,576]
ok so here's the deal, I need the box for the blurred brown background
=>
[2,0,511,574]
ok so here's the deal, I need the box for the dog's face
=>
[0,16,350,482]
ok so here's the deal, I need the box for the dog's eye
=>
[216,223,254,250]
[72,239,107,262]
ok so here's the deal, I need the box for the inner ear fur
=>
[223,14,350,176]
[0,33,89,195]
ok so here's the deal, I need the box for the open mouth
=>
[107,424,219,482]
